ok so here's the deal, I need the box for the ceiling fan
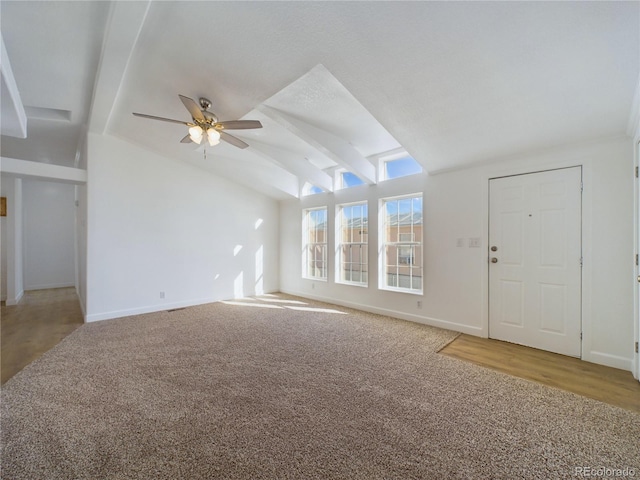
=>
[133,95,262,149]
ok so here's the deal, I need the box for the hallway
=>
[1,288,83,384]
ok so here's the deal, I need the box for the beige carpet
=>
[2,294,639,479]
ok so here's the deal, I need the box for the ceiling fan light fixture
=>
[189,125,203,144]
[207,127,221,146]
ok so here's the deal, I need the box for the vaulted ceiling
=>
[1,1,638,199]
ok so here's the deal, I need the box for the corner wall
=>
[85,134,280,322]
[22,180,76,290]
[279,137,635,371]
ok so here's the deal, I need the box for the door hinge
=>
[580,332,583,340]
[636,341,639,354]
[636,254,638,266]
[636,166,639,178]
[580,257,583,267]
[580,181,584,193]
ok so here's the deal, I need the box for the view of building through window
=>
[301,152,423,291]
[381,195,423,292]
[303,208,327,279]
[337,202,368,285]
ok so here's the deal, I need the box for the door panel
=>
[489,167,582,357]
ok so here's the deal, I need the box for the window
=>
[381,155,422,181]
[302,182,324,196]
[303,208,327,280]
[336,202,368,286]
[380,195,423,293]
[337,170,365,189]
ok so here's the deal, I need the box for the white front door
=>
[489,167,582,357]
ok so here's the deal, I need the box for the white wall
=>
[0,176,23,304]
[280,137,635,372]
[22,179,76,290]
[85,134,280,322]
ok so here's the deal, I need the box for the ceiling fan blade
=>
[133,112,189,125]
[215,120,263,130]
[178,95,205,122]
[220,131,249,149]
[180,134,192,143]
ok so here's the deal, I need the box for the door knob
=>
[491,257,498,263]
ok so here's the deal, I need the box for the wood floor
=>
[2,290,639,414]
[439,334,640,413]
[1,287,84,384]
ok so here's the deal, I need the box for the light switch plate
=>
[469,237,481,248]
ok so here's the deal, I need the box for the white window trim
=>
[378,193,424,294]
[302,207,328,281]
[376,150,422,182]
[335,201,368,287]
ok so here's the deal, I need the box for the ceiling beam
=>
[88,1,151,135]
[1,157,87,184]
[0,34,27,138]
[249,140,333,192]
[202,152,300,199]
[256,105,376,185]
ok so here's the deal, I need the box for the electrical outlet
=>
[160,291,165,299]
[311,283,315,289]
[456,238,465,247]
[417,300,422,309]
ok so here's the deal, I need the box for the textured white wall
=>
[85,134,280,322]
[22,180,76,290]
[280,137,635,371]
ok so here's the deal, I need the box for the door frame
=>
[481,161,589,362]
[487,166,583,357]
[634,137,640,381]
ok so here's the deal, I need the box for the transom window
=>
[381,155,422,181]
[303,207,327,280]
[337,170,365,189]
[302,182,324,196]
[336,202,368,286]
[380,194,423,293]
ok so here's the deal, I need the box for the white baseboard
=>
[85,297,218,323]
[583,350,633,372]
[280,289,483,336]
[5,290,24,306]
[25,282,75,291]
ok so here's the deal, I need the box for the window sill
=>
[336,281,368,288]
[378,286,423,296]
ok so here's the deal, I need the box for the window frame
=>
[378,152,423,182]
[335,201,369,287]
[302,182,325,196]
[335,169,366,190]
[379,193,423,294]
[302,207,328,281]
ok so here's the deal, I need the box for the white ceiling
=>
[1,1,638,199]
